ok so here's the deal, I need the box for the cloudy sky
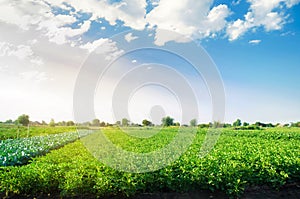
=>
[0,0,299,124]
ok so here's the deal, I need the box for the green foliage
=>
[92,119,100,127]
[161,116,174,127]
[233,119,242,127]
[142,119,152,126]
[0,124,81,140]
[66,121,75,126]
[243,122,249,126]
[17,114,30,126]
[49,119,55,127]
[291,122,300,127]
[190,119,197,127]
[122,118,130,126]
[100,122,106,127]
[0,130,93,166]
[0,127,299,198]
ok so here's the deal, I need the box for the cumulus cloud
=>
[146,0,231,44]
[80,38,124,60]
[1,0,299,46]
[0,42,44,64]
[125,33,138,42]
[227,0,300,40]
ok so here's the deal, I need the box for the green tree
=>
[5,119,13,124]
[243,122,249,127]
[17,114,30,126]
[66,121,75,126]
[49,119,55,127]
[122,118,129,126]
[190,119,197,127]
[161,116,174,127]
[142,119,152,126]
[100,121,106,127]
[212,121,223,128]
[233,119,242,127]
[92,119,100,127]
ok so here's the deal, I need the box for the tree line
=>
[1,114,300,129]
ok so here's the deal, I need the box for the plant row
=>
[0,130,94,166]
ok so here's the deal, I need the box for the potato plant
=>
[0,127,299,198]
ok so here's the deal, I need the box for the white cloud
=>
[20,71,49,82]
[124,33,138,42]
[249,39,261,44]
[38,19,91,45]
[146,0,231,44]
[0,42,43,64]
[232,0,242,6]
[227,19,249,41]
[79,38,124,60]
[132,59,137,63]
[1,0,298,46]
[227,0,300,40]
[0,0,47,30]
[80,38,109,52]
[202,4,231,37]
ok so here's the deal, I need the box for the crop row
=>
[0,124,87,140]
[0,127,299,198]
[0,130,94,166]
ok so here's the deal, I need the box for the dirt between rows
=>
[1,181,300,199]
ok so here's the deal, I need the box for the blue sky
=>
[0,0,299,124]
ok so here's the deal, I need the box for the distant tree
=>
[41,120,47,125]
[291,122,300,127]
[142,119,152,126]
[255,122,267,128]
[243,122,249,127]
[122,118,130,126]
[92,119,100,127]
[116,121,121,126]
[100,121,106,127]
[57,121,66,126]
[49,119,55,127]
[212,121,222,128]
[4,119,13,124]
[190,119,197,127]
[174,122,180,126]
[233,119,242,127]
[82,121,91,126]
[223,123,232,128]
[17,114,30,126]
[198,123,209,128]
[106,123,113,127]
[66,121,75,126]
[266,123,275,128]
[161,116,174,127]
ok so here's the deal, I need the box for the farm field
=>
[0,127,299,198]
[0,124,83,140]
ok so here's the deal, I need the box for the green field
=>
[0,127,299,198]
[0,124,81,139]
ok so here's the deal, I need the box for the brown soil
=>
[1,182,300,199]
